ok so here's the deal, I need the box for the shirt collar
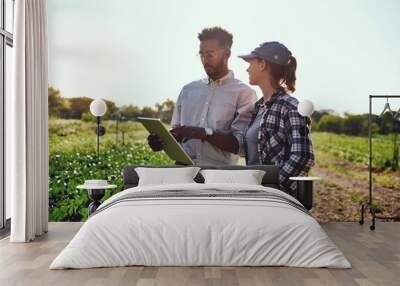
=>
[203,70,234,86]
[255,89,284,109]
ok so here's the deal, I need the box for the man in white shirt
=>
[148,27,256,165]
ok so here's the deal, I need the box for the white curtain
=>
[8,0,49,242]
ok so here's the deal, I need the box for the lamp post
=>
[292,99,318,208]
[298,99,314,135]
[90,98,107,162]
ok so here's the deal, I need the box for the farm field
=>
[49,119,400,222]
[311,132,400,222]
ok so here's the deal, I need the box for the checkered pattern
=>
[250,91,315,195]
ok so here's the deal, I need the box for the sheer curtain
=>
[8,0,48,242]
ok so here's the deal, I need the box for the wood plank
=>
[0,222,399,286]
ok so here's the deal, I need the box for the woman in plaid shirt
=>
[238,42,315,196]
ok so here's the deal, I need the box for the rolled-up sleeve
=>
[170,89,183,128]
[231,88,257,156]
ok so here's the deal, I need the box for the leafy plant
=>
[49,137,173,221]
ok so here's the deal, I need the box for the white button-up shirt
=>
[171,71,257,165]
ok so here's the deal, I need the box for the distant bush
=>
[317,115,344,134]
[343,114,367,136]
[81,112,96,122]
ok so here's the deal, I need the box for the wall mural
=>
[47,1,400,223]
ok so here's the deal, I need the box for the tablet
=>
[136,117,194,165]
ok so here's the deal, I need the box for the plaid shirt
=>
[245,91,315,195]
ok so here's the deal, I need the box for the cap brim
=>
[238,54,257,61]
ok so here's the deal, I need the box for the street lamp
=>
[298,99,314,118]
[292,100,319,208]
[298,99,314,132]
[90,98,107,161]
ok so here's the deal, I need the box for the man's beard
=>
[204,61,225,79]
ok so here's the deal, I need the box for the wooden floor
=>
[0,222,399,286]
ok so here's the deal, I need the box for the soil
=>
[310,158,400,222]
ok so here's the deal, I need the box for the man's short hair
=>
[198,27,233,49]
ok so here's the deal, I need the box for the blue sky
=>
[48,0,400,114]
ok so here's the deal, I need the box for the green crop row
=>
[312,132,397,170]
[49,141,173,221]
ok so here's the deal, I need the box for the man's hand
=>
[170,126,239,154]
[170,126,207,143]
[147,133,164,151]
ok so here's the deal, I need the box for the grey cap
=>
[238,41,292,66]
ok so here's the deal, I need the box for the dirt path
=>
[309,159,400,222]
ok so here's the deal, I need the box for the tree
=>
[103,99,118,120]
[67,97,93,119]
[141,106,157,118]
[311,109,334,123]
[317,115,344,134]
[120,104,141,119]
[48,85,70,117]
[343,114,367,136]
[155,99,175,123]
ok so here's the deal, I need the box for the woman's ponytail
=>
[284,55,297,93]
[267,55,297,94]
